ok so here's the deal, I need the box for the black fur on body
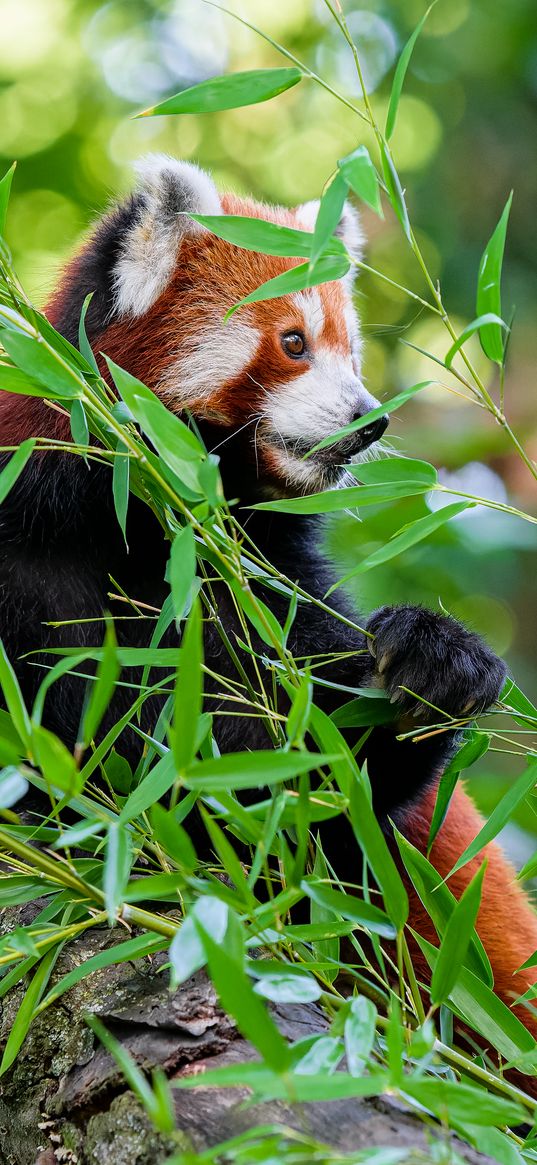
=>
[0,423,505,869]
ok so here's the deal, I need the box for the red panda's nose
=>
[353,412,389,449]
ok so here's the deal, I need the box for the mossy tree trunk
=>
[0,908,496,1165]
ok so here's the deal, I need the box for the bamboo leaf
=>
[338,145,382,216]
[385,5,436,140]
[139,67,303,117]
[184,750,336,792]
[169,525,196,623]
[445,757,537,881]
[395,828,493,985]
[445,313,508,368]
[172,595,203,773]
[476,193,513,363]
[381,146,411,241]
[431,860,487,1005]
[310,170,349,267]
[0,162,16,237]
[0,640,31,747]
[428,732,490,854]
[104,821,133,925]
[112,444,130,544]
[306,381,433,455]
[0,438,36,505]
[225,254,350,319]
[80,619,120,750]
[301,878,396,938]
[344,995,377,1076]
[0,947,60,1075]
[190,214,319,257]
[326,501,473,594]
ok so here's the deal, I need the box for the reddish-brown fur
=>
[402,782,537,1056]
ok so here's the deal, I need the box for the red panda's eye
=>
[282,331,306,358]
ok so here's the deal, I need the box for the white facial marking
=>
[113,155,221,318]
[159,318,261,407]
[293,290,325,342]
[265,351,378,446]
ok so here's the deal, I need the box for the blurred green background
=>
[1,0,537,846]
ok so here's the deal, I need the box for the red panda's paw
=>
[365,605,506,722]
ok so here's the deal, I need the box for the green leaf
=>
[385,4,435,140]
[190,214,319,257]
[0,875,59,906]
[150,804,197,874]
[0,364,53,397]
[172,596,203,773]
[0,438,36,505]
[196,908,289,1073]
[301,879,396,938]
[169,525,196,622]
[338,145,382,216]
[306,381,433,455]
[112,445,130,544]
[252,968,321,1004]
[0,325,83,398]
[395,828,493,985]
[201,807,254,905]
[381,145,411,241]
[228,579,285,648]
[78,292,100,375]
[86,1014,174,1133]
[326,501,473,594]
[31,723,80,795]
[169,896,228,987]
[403,1076,525,1129]
[356,456,438,488]
[80,619,120,750]
[0,162,16,237]
[70,399,90,458]
[476,193,513,363]
[445,757,537,880]
[423,930,537,1064]
[139,67,303,117]
[428,731,490,854]
[174,1064,388,1103]
[184,750,335,792]
[386,995,404,1086]
[294,1035,343,1075]
[310,170,348,267]
[225,254,350,319]
[0,946,60,1075]
[431,860,487,1005]
[344,995,377,1076]
[0,640,31,747]
[118,751,176,824]
[348,775,409,931]
[0,765,28,808]
[104,821,133,925]
[252,480,431,515]
[106,358,204,493]
[445,313,509,368]
[308,844,340,984]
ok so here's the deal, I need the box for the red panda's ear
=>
[113,155,221,318]
[297,197,364,266]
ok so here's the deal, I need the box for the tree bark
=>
[0,907,497,1165]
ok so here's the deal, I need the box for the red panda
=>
[1,155,537,1071]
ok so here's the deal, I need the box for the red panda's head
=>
[47,155,388,496]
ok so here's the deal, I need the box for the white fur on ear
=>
[335,201,364,263]
[113,155,221,318]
